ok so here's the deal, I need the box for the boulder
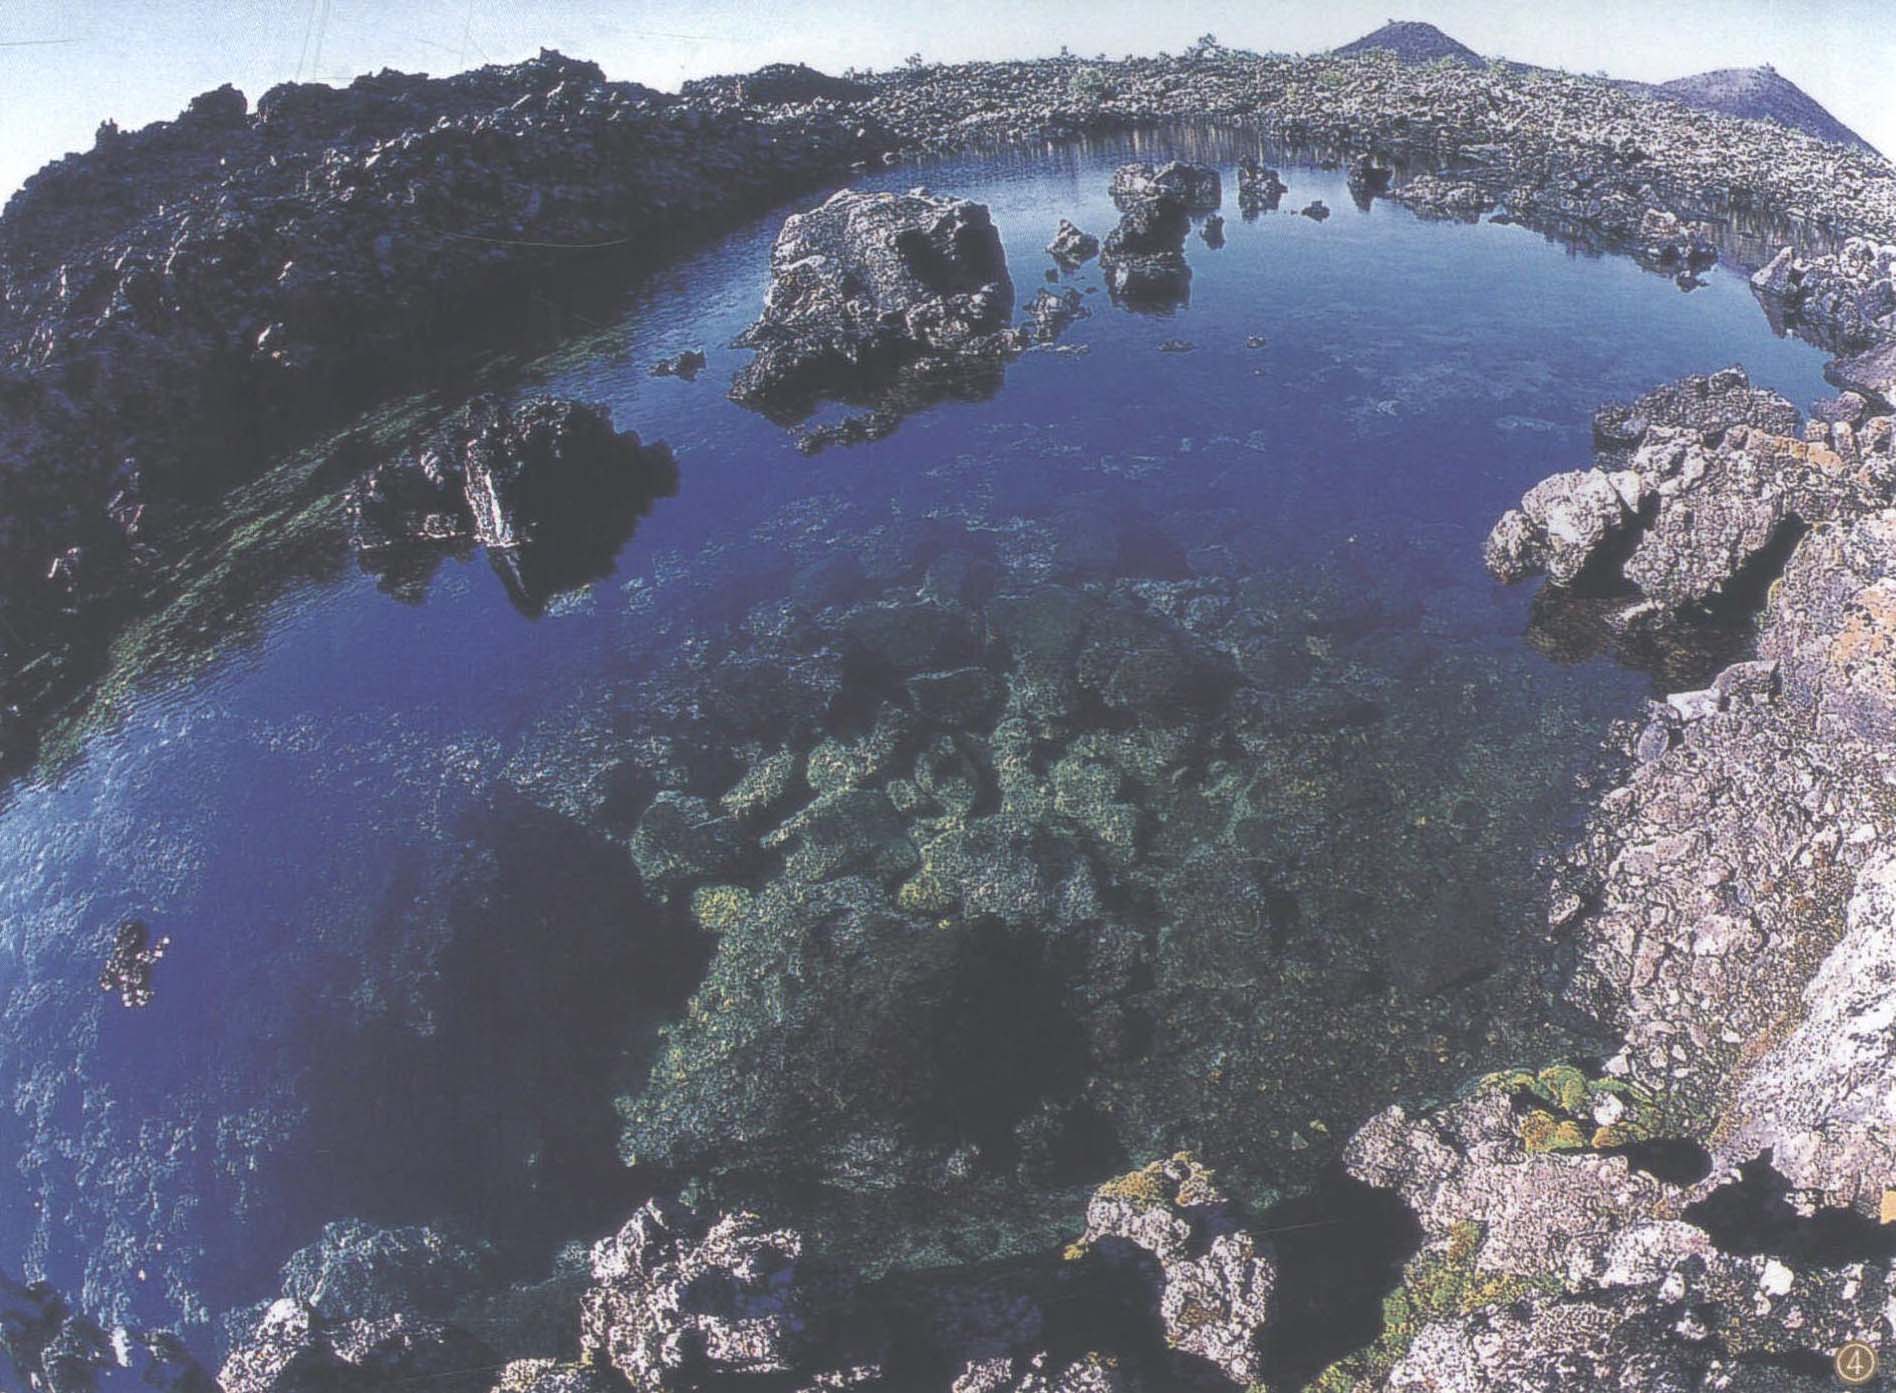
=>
[1099,196,1191,306]
[1046,219,1099,264]
[1108,161,1221,209]
[1235,158,1286,212]
[731,187,1015,410]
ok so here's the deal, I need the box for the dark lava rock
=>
[1099,195,1192,307]
[1346,154,1393,197]
[347,396,677,614]
[1200,213,1225,248]
[97,918,169,1008]
[1236,158,1286,213]
[730,187,1016,415]
[579,1197,827,1389]
[680,62,874,108]
[0,47,880,648]
[1023,287,1088,343]
[1109,161,1221,210]
[651,349,707,380]
[1047,218,1100,264]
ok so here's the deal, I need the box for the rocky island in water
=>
[2,11,1896,1393]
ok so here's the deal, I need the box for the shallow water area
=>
[0,127,1839,1350]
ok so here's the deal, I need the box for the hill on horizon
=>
[1655,64,1876,155]
[1332,19,1484,66]
[1330,19,1879,157]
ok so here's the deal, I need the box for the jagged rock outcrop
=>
[680,63,874,108]
[1389,173,1493,221]
[0,50,881,653]
[1751,239,1896,352]
[1485,368,1893,628]
[729,187,1017,415]
[1069,1155,1275,1385]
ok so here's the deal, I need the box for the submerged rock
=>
[651,349,707,380]
[97,918,169,1008]
[730,187,1016,415]
[2,1267,216,1393]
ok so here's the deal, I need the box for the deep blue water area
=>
[0,127,1836,1343]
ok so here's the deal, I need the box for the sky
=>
[1,0,1892,202]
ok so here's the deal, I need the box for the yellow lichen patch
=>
[689,884,753,933]
[1096,1161,1173,1209]
[1537,1064,1590,1115]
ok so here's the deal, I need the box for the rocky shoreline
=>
[6,35,1896,1393]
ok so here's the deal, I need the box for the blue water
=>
[0,129,1836,1339]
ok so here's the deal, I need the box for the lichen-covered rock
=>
[1482,469,1631,586]
[1487,370,1894,627]
[1070,1155,1275,1385]
[487,1359,623,1393]
[579,1197,820,1389]
[730,187,1016,412]
[1344,1088,1672,1278]
[1709,851,1896,1211]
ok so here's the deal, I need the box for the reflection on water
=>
[0,128,1838,1340]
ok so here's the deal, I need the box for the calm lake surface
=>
[0,127,1835,1346]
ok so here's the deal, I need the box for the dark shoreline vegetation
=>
[3,28,1896,1393]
